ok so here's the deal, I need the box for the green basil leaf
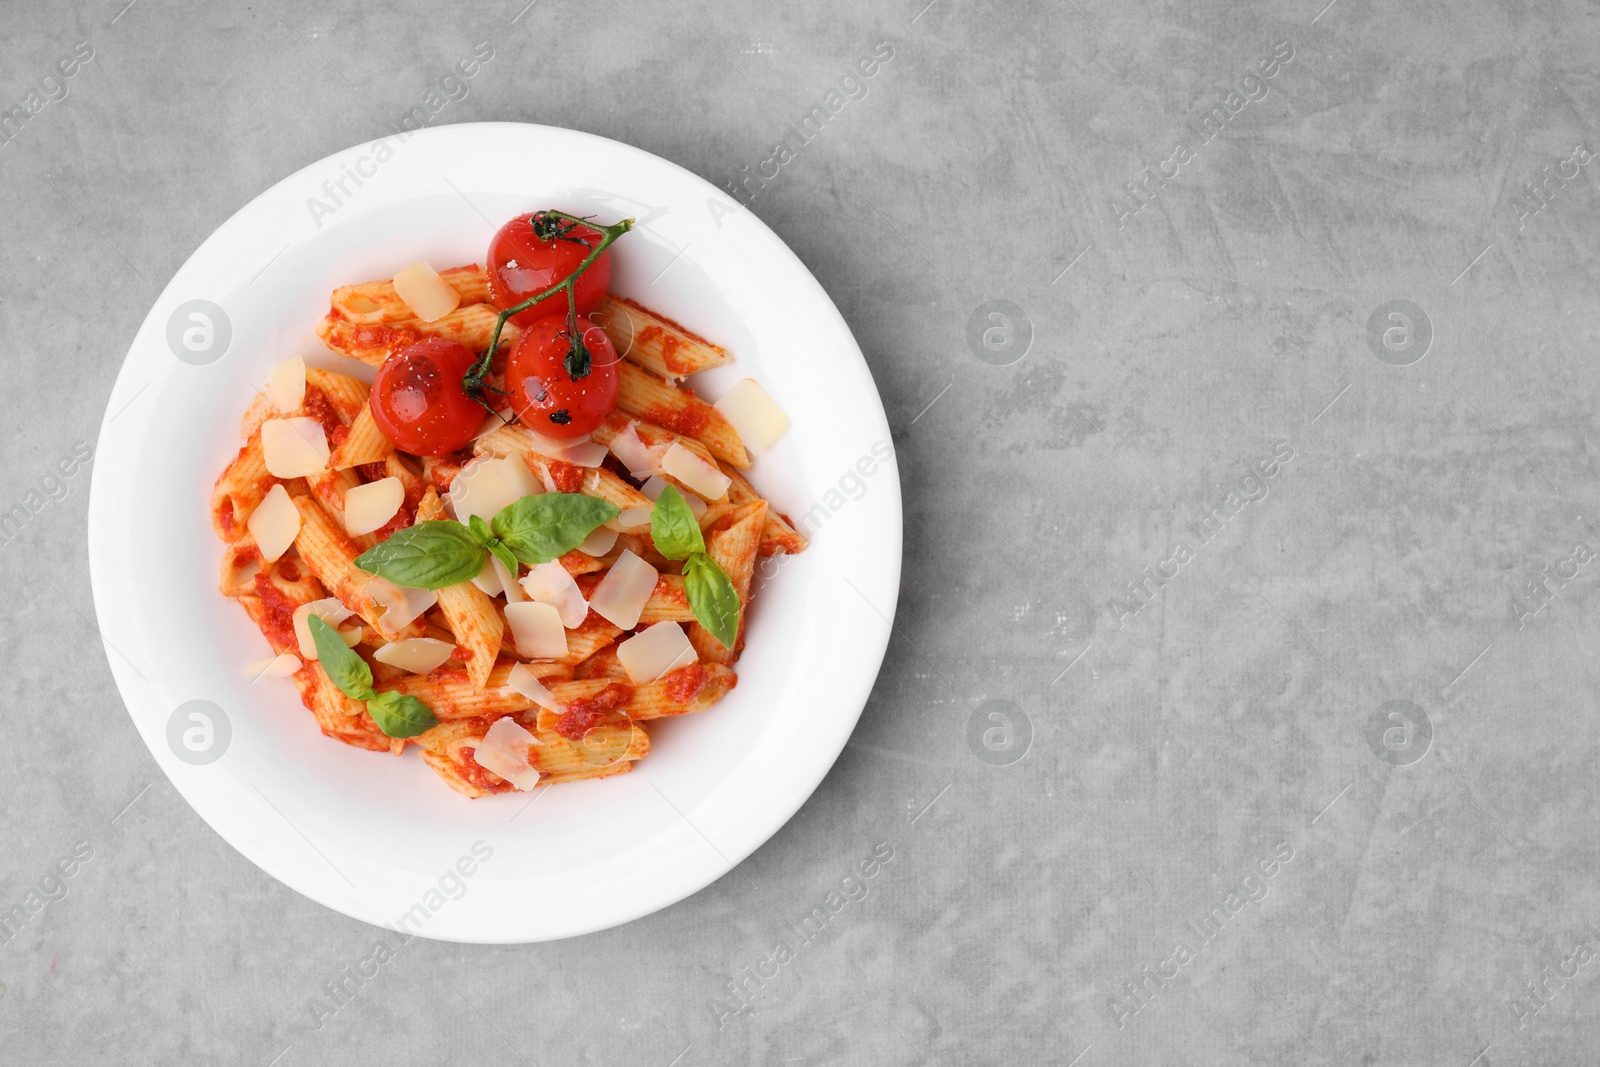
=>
[354,520,487,590]
[365,689,439,739]
[308,614,374,702]
[650,484,704,561]
[684,552,740,649]
[486,539,519,579]
[468,513,493,545]
[492,493,619,566]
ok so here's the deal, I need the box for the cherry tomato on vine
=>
[369,338,484,455]
[487,213,613,327]
[506,315,620,439]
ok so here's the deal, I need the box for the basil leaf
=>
[486,539,519,580]
[468,513,493,545]
[365,689,439,738]
[684,552,740,649]
[650,484,704,561]
[308,613,374,701]
[354,520,487,590]
[492,493,619,566]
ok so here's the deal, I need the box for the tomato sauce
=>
[252,574,299,651]
[556,683,633,740]
[372,507,414,540]
[351,321,422,355]
[301,385,343,438]
[644,403,709,439]
[458,748,516,794]
[546,459,584,494]
[218,496,236,537]
[662,663,706,703]
[275,557,301,583]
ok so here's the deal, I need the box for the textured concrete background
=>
[4,0,1599,1063]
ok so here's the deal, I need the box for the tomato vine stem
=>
[462,210,634,409]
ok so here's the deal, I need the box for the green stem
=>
[462,211,634,403]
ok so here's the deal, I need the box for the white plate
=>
[87,122,901,943]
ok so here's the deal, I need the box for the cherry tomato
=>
[506,315,619,439]
[487,213,612,328]
[369,338,484,455]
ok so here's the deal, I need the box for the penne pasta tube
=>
[616,361,749,469]
[330,265,491,324]
[592,294,731,381]
[290,495,424,640]
[689,501,766,663]
[416,487,503,690]
[211,430,272,542]
[328,401,393,469]
[376,659,571,721]
[416,712,647,797]
[303,367,369,423]
[317,304,520,367]
[539,664,736,726]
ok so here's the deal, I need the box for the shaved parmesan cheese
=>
[497,453,542,500]
[392,260,461,322]
[269,355,306,413]
[470,555,504,597]
[556,440,608,468]
[247,483,300,563]
[492,554,524,603]
[505,601,568,659]
[448,455,537,525]
[661,443,731,501]
[520,561,588,628]
[372,637,454,675]
[522,430,606,469]
[364,576,438,634]
[505,662,564,712]
[577,526,618,557]
[609,421,667,477]
[640,475,706,518]
[261,417,330,478]
[617,622,697,684]
[292,598,359,660]
[472,717,541,790]
[617,506,652,530]
[345,476,404,536]
[714,378,790,454]
[589,550,658,630]
[244,653,301,679]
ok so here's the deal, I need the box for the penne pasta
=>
[416,488,503,690]
[538,664,736,727]
[573,644,627,679]
[616,361,750,469]
[689,501,766,663]
[593,293,731,380]
[329,401,393,469]
[290,495,424,641]
[590,411,721,478]
[317,303,520,367]
[211,429,272,542]
[330,265,491,323]
[416,711,647,797]
[377,659,571,721]
[303,367,369,423]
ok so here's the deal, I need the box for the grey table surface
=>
[3,0,1598,1063]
